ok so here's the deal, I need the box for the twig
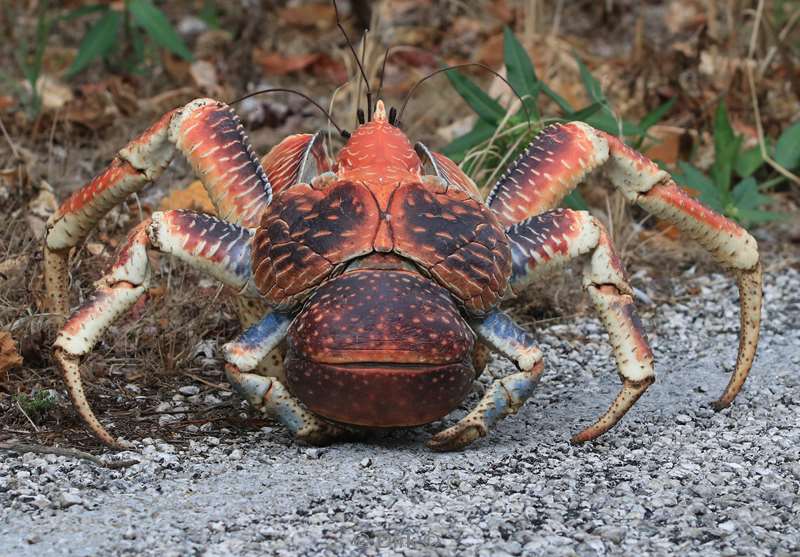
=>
[0,441,139,469]
[15,401,40,432]
[0,115,20,159]
[746,0,800,186]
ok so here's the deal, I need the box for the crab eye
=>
[388,106,398,126]
[357,108,365,125]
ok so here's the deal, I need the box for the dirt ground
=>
[1,0,798,454]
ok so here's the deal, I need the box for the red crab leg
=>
[427,310,545,451]
[53,210,256,448]
[487,123,761,413]
[260,132,329,196]
[223,313,351,445]
[507,209,655,443]
[44,98,272,318]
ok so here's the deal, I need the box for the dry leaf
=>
[26,184,58,238]
[254,49,320,76]
[35,75,74,111]
[278,4,336,30]
[0,255,29,280]
[0,331,23,383]
[0,96,14,111]
[159,181,215,214]
[190,60,219,94]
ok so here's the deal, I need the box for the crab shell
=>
[251,101,512,427]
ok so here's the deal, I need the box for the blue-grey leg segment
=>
[223,311,348,445]
[428,310,544,451]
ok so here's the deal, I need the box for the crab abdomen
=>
[285,269,475,427]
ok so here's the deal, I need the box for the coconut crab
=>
[42,92,762,451]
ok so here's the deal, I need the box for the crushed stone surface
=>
[1,265,798,556]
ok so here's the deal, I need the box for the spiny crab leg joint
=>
[44,98,762,451]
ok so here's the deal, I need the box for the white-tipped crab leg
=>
[427,310,544,452]
[486,122,761,413]
[44,98,273,319]
[507,209,654,443]
[54,210,256,448]
[223,314,351,446]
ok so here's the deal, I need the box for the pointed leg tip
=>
[710,398,732,412]
[427,424,485,452]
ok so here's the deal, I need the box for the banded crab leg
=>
[427,310,545,452]
[223,313,351,446]
[485,122,762,413]
[44,98,273,319]
[507,209,654,443]
[54,210,257,447]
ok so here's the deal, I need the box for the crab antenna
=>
[333,0,373,120]
[230,88,347,137]
[375,45,392,103]
[396,63,532,133]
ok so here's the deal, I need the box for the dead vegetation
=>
[0,0,798,449]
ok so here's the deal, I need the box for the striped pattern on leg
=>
[507,209,655,443]
[486,122,608,226]
[44,98,272,318]
[53,210,256,448]
[428,310,545,451]
[260,132,329,195]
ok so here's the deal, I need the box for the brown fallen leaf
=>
[26,183,58,239]
[253,49,320,76]
[278,4,336,30]
[0,331,23,383]
[0,255,30,280]
[159,180,216,214]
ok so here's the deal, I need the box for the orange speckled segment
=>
[173,100,271,227]
[487,122,606,227]
[253,182,380,309]
[260,133,328,195]
[288,269,474,365]
[336,120,422,204]
[429,151,483,200]
[49,160,145,251]
[389,182,511,315]
[645,180,745,236]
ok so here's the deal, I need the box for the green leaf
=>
[540,83,574,114]
[639,98,676,132]
[731,177,769,210]
[442,120,496,161]
[735,208,784,224]
[67,9,123,77]
[563,190,588,210]
[502,26,540,120]
[633,98,676,149]
[61,5,107,22]
[774,120,800,170]
[734,145,765,178]
[568,101,605,121]
[575,55,605,103]
[127,0,193,61]
[446,70,506,125]
[710,100,739,195]
[675,162,724,212]
[583,110,642,136]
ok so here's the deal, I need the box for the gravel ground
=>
[1,263,799,556]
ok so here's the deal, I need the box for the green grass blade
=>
[442,121,496,161]
[540,83,575,115]
[774,120,800,170]
[502,26,540,120]
[711,100,738,194]
[445,70,506,125]
[128,0,193,61]
[67,9,123,77]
